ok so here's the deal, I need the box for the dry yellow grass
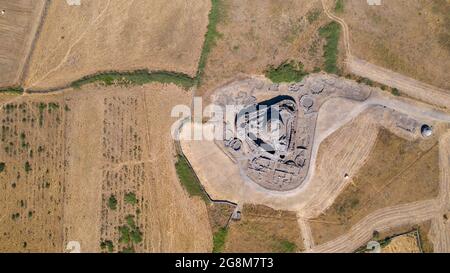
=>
[223,204,304,253]
[0,0,46,87]
[382,233,421,253]
[310,128,441,245]
[198,0,330,99]
[0,83,213,252]
[0,95,67,252]
[341,0,450,90]
[24,0,211,90]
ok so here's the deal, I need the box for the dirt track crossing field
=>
[0,0,46,87]
[321,0,450,109]
[23,0,211,90]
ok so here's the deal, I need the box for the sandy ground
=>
[0,0,46,87]
[24,0,211,90]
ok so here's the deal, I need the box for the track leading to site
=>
[320,0,450,109]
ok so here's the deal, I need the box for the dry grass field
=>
[24,0,211,90]
[223,204,304,253]
[340,0,450,90]
[0,0,46,87]
[382,233,421,253]
[357,221,433,253]
[198,0,331,98]
[0,95,67,252]
[310,128,442,245]
[0,83,213,253]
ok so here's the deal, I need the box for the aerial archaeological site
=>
[0,0,449,254]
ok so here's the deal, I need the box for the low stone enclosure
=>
[208,74,437,192]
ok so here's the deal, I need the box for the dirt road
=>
[309,200,440,253]
[307,122,450,253]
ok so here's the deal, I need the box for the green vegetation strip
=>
[334,0,344,13]
[265,61,309,83]
[0,86,24,94]
[212,227,228,253]
[175,154,209,202]
[319,21,341,74]
[274,240,297,253]
[9,0,225,92]
[70,70,195,90]
[195,0,224,86]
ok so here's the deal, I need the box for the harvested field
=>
[0,0,46,87]
[24,0,211,90]
[198,0,331,98]
[0,83,213,253]
[223,204,304,253]
[71,84,212,253]
[358,221,432,253]
[310,128,441,245]
[341,0,450,90]
[382,233,421,253]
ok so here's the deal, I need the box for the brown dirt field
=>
[198,0,331,99]
[0,95,67,252]
[0,83,213,253]
[24,0,211,90]
[310,128,441,245]
[340,0,450,90]
[223,204,304,253]
[0,0,45,87]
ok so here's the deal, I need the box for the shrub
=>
[335,0,344,13]
[319,22,341,74]
[100,240,114,253]
[24,161,32,173]
[265,61,308,83]
[108,195,117,210]
[391,88,400,96]
[124,192,137,205]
